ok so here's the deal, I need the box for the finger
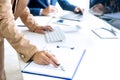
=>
[47,26,54,31]
[35,29,46,34]
[40,51,58,67]
[45,52,59,67]
[37,52,51,65]
[80,8,84,14]
[37,59,48,65]
[41,59,50,65]
[32,52,49,65]
[44,26,54,31]
[75,7,84,14]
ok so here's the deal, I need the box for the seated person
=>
[90,0,120,30]
[90,0,120,16]
[27,0,83,16]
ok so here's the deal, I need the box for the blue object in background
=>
[57,19,64,23]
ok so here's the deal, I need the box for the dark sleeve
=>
[58,0,76,11]
[29,8,41,16]
[90,0,104,8]
[27,0,47,16]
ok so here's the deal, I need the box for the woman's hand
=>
[32,50,59,68]
[34,25,54,34]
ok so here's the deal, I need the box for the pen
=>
[56,45,74,50]
[51,55,65,71]
[52,21,71,26]
[47,50,65,71]
[57,64,65,71]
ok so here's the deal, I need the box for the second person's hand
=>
[42,5,58,16]
[74,7,84,15]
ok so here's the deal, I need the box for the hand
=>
[42,5,58,16]
[34,25,54,34]
[91,3,106,13]
[32,50,59,68]
[74,7,84,15]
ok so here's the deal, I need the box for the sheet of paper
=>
[60,12,83,21]
[51,18,81,33]
[101,12,120,20]
[22,45,86,80]
[91,28,119,39]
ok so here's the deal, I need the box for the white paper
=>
[60,12,83,21]
[22,45,85,80]
[92,28,119,39]
[101,12,120,20]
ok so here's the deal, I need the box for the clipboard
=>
[22,45,86,80]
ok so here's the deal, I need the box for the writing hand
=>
[32,50,59,68]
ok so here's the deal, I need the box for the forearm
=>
[0,0,39,62]
[58,0,76,11]
[20,7,40,32]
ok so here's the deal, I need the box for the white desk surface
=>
[14,11,120,80]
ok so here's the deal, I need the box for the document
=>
[60,12,83,21]
[22,45,86,80]
[91,27,119,39]
[51,18,81,33]
[100,12,120,20]
[107,20,120,30]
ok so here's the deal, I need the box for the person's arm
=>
[0,0,58,67]
[58,0,76,11]
[0,0,38,62]
[27,0,47,16]
[58,0,83,14]
[20,7,53,34]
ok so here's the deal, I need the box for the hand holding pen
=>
[32,50,65,71]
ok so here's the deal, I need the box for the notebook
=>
[22,45,86,80]
[60,12,83,21]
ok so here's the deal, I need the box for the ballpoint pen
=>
[51,53,65,71]
[56,45,74,50]
[57,64,65,71]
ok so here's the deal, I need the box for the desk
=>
[15,11,120,80]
